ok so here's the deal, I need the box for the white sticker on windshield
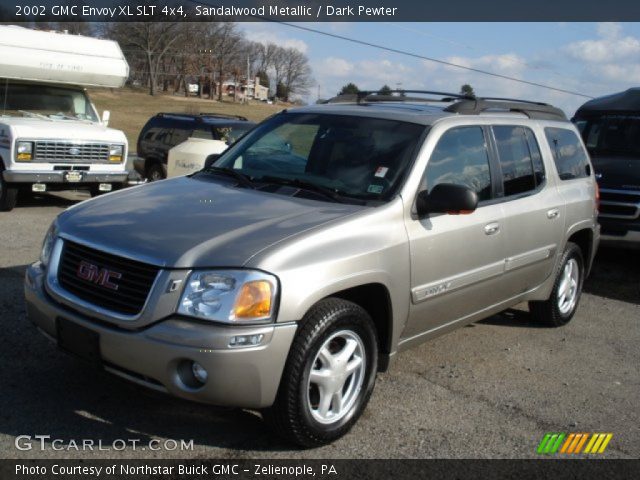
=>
[374,166,389,178]
[367,184,384,194]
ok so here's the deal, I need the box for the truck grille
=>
[58,241,159,316]
[599,189,640,219]
[34,141,110,164]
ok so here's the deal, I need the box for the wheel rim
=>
[149,170,161,181]
[306,330,366,425]
[557,258,579,315]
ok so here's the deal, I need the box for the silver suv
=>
[25,91,599,447]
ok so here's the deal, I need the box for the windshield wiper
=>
[202,166,255,189]
[259,175,345,203]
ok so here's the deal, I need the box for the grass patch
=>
[89,87,282,150]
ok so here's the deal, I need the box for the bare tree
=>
[207,23,242,101]
[280,48,313,101]
[106,21,183,95]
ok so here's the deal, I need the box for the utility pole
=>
[247,56,251,101]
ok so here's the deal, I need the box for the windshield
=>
[577,115,640,159]
[0,81,98,122]
[213,112,425,202]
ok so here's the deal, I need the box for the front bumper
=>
[600,230,640,248]
[24,263,297,409]
[599,217,640,248]
[132,156,146,176]
[3,170,129,184]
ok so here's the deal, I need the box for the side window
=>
[544,128,591,180]
[169,126,191,147]
[424,126,492,201]
[493,126,545,197]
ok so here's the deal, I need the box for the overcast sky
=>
[240,22,640,116]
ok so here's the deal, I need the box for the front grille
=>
[58,241,159,316]
[34,141,110,164]
[599,189,640,219]
[599,204,638,217]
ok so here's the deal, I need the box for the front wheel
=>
[264,298,378,447]
[529,242,585,327]
[146,163,166,182]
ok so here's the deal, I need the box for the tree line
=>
[28,21,314,102]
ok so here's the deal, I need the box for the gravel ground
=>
[0,191,638,459]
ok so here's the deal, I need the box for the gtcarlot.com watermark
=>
[15,435,194,452]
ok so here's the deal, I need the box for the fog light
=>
[191,362,208,384]
[32,183,46,192]
[98,183,112,192]
[229,334,264,348]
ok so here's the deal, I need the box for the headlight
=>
[40,223,57,266]
[16,141,33,161]
[178,270,277,324]
[108,144,124,163]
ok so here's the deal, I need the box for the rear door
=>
[403,126,507,339]
[490,125,565,297]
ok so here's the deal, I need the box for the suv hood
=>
[591,155,640,190]
[56,176,363,268]
[1,117,126,143]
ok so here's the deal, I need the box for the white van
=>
[0,25,129,211]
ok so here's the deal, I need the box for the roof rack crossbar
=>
[322,89,566,120]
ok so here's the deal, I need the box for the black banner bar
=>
[2,0,640,22]
[2,459,640,480]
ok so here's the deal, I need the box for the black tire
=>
[146,163,166,182]
[264,298,378,447]
[529,242,585,327]
[0,167,18,211]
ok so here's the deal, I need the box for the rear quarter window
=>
[544,127,591,180]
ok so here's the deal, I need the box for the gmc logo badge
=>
[76,260,122,291]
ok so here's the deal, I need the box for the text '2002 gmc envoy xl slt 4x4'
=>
[25,91,599,447]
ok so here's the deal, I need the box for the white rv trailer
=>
[0,25,130,211]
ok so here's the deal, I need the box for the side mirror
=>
[204,153,221,170]
[101,110,110,127]
[416,183,478,216]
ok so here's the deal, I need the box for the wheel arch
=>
[567,228,594,276]
[321,283,394,372]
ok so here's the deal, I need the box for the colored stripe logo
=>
[537,433,613,454]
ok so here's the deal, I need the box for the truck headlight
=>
[16,141,33,161]
[178,270,277,324]
[108,144,124,163]
[40,223,57,267]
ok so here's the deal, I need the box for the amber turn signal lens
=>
[233,280,272,319]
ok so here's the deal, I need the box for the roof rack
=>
[443,99,566,120]
[323,89,567,121]
[156,112,249,121]
[325,90,473,104]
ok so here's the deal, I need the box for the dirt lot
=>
[0,192,638,459]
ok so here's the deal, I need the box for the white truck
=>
[0,25,129,211]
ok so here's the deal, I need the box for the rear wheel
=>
[146,163,166,182]
[529,242,584,327]
[264,298,378,447]
[0,167,18,211]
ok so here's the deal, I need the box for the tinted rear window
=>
[544,128,591,180]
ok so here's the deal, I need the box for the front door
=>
[403,126,507,340]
